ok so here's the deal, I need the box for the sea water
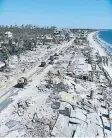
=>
[97,30,112,53]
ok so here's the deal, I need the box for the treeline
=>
[0,24,55,36]
[0,25,56,62]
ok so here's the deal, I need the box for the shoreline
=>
[88,31,112,78]
[93,31,112,57]
[97,32,112,50]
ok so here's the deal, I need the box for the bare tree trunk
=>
[17,54,20,65]
[7,57,10,66]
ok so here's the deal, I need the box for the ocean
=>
[97,30,112,53]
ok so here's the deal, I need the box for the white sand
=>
[87,31,112,78]
[87,32,106,56]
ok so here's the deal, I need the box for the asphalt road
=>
[0,38,75,113]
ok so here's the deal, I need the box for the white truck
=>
[17,77,27,88]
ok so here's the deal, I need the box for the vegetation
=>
[0,25,55,64]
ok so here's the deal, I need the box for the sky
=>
[0,0,112,29]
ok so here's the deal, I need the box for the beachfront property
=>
[0,0,112,136]
[0,27,112,137]
[0,26,112,137]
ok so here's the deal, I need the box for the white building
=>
[4,31,13,38]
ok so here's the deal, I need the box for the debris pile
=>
[0,31,112,137]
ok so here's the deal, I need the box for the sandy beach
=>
[87,31,112,78]
[87,31,107,56]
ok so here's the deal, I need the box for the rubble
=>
[0,30,112,137]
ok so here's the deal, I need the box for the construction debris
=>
[0,30,112,137]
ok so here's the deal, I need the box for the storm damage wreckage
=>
[0,29,112,137]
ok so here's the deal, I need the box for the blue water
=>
[98,30,112,52]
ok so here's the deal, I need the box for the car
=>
[39,62,46,67]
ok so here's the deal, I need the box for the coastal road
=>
[0,38,75,113]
